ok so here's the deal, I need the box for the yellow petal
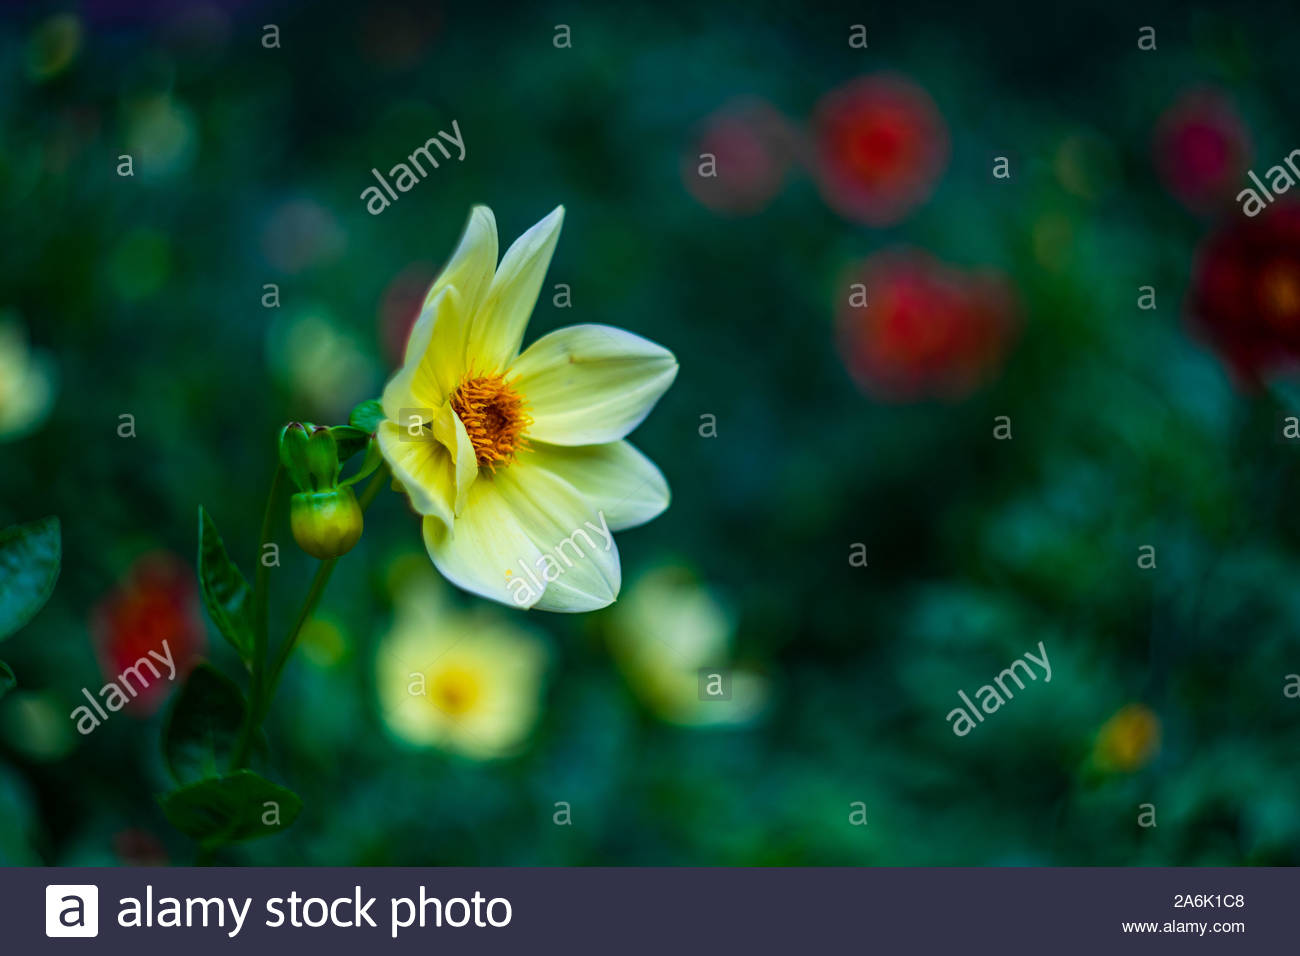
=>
[510,324,678,445]
[494,463,621,612]
[429,401,479,515]
[382,286,461,417]
[521,440,669,531]
[467,206,564,372]
[422,480,546,609]
[376,420,457,525]
[391,208,495,404]
[420,205,497,333]
[423,462,621,612]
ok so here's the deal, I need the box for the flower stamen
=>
[449,372,531,470]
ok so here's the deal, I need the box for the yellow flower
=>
[377,206,678,611]
[608,566,769,727]
[0,316,55,441]
[376,572,549,759]
[1092,703,1161,773]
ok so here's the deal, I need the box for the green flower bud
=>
[290,487,363,559]
[279,422,340,492]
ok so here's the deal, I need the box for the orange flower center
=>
[1262,261,1300,327]
[449,373,531,470]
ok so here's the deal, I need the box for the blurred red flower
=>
[812,74,949,226]
[378,261,437,365]
[1153,89,1251,214]
[1189,201,1300,383]
[682,99,797,216]
[91,552,205,715]
[113,828,169,866]
[837,251,1018,400]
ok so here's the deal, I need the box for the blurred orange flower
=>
[1092,704,1161,773]
[812,74,949,226]
[836,250,1018,400]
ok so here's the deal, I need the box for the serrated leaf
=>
[197,508,254,665]
[348,398,383,433]
[160,770,301,845]
[0,516,61,641]
[163,663,252,784]
[0,660,14,700]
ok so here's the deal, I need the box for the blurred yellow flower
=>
[377,205,677,612]
[376,573,549,759]
[608,566,769,727]
[0,316,55,441]
[1092,703,1161,773]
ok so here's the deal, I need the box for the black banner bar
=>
[5,867,1293,953]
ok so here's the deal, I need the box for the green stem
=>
[239,465,389,748]
[261,556,337,711]
[253,465,284,664]
[229,464,284,770]
[358,460,388,510]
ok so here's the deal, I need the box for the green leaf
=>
[163,664,253,784]
[0,660,14,701]
[197,508,254,666]
[0,516,61,641]
[329,425,371,463]
[160,770,301,846]
[340,440,382,487]
[348,398,383,433]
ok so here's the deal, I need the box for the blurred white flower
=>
[608,565,769,727]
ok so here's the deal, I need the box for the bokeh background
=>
[3,0,1300,865]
